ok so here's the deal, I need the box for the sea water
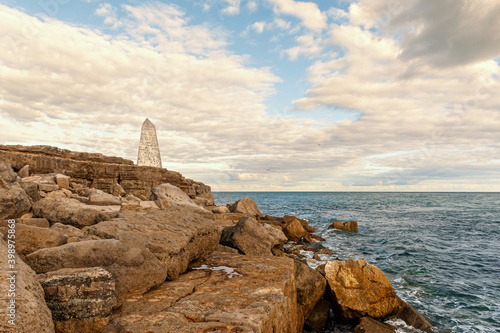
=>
[213,192,500,333]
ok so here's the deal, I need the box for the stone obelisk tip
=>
[137,118,162,168]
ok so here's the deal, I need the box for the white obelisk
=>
[137,118,162,168]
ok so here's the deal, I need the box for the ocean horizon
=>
[213,192,500,333]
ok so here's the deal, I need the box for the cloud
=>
[247,0,258,12]
[266,0,327,32]
[221,0,241,16]
[246,18,291,35]
[351,0,500,68]
[283,34,323,60]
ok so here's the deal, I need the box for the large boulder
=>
[149,183,197,207]
[32,198,119,228]
[353,317,396,333]
[283,218,308,241]
[220,216,287,257]
[103,253,303,333]
[0,238,55,333]
[0,223,67,256]
[86,208,220,280]
[328,220,358,232]
[229,197,262,218]
[24,239,167,301]
[38,267,118,333]
[19,181,41,202]
[294,260,327,318]
[0,163,32,219]
[109,183,126,197]
[305,299,331,332]
[325,259,400,322]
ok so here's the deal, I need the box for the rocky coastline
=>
[0,145,433,333]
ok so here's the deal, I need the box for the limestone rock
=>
[283,218,308,241]
[212,205,230,214]
[214,244,239,254]
[86,208,220,280]
[328,220,358,232]
[0,184,32,220]
[46,189,72,199]
[294,260,327,318]
[0,223,67,256]
[353,317,396,333]
[220,216,287,257]
[87,191,121,206]
[1,218,50,228]
[39,183,60,192]
[194,192,215,206]
[33,198,119,228]
[76,188,92,197]
[24,239,167,301]
[391,297,432,331]
[305,299,331,332]
[109,183,126,197]
[18,165,30,178]
[149,183,197,207]
[103,253,303,333]
[38,267,118,333]
[229,197,263,218]
[50,223,86,238]
[0,161,17,183]
[325,259,399,322]
[0,238,55,333]
[19,181,40,202]
[55,174,70,189]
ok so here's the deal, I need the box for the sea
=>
[212,192,500,333]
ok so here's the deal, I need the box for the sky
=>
[0,0,499,192]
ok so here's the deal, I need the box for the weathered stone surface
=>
[109,183,126,197]
[212,205,230,214]
[137,118,162,168]
[0,161,17,183]
[149,183,197,207]
[76,188,92,197]
[38,267,118,333]
[0,145,208,199]
[87,191,121,206]
[325,259,399,322]
[220,216,287,257]
[229,197,263,218]
[391,297,432,331]
[33,198,119,228]
[24,239,167,301]
[103,253,303,333]
[0,223,67,256]
[328,220,358,232]
[50,223,86,237]
[45,189,71,199]
[214,244,239,254]
[18,164,30,178]
[19,181,40,202]
[86,208,220,280]
[194,192,215,206]
[295,260,327,318]
[1,218,50,228]
[305,299,331,332]
[55,174,70,190]
[353,317,396,333]
[39,183,60,192]
[283,218,308,241]
[0,184,32,220]
[0,238,55,333]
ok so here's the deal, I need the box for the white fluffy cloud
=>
[265,0,327,32]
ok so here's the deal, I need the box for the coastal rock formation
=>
[87,191,121,206]
[328,220,359,232]
[283,217,308,241]
[103,253,303,333]
[229,197,263,218]
[220,216,287,257]
[24,239,168,301]
[149,183,198,208]
[86,209,220,280]
[0,223,67,256]
[305,299,331,332]
[325,259,400,322]
[0,162,32,219]
[38,267,117,333]
[391,297,432,331]
[33,198,119,228]
[0,238,55,333]
[353,317,396,333]
[212,205,230,214]
[0,145,212,201]
[294,260,327,318]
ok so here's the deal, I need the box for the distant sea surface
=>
[213,192,500,333]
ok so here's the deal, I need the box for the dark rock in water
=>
[24,239,167,302]
[328,220,358,232]
[391,296,432,331]
[86,208,220,280]
[0,238,55,333]
[38,267,117,333]
[305,299,331,332]
[294,260,327,318]
[229,197,263,218]
[33,198,119,228]
[325,259,400,322]
[103,253,304,333]
[353,317,396,333]
[220,216,287,257]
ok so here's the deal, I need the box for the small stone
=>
[110,183,126,197]
[87,191,121,206]
[353,317,396,333]
[18,165,30,178]
[39,183,60,192]
[212,205,230,214]
[21,212,34,219]
[55,174,70,189]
